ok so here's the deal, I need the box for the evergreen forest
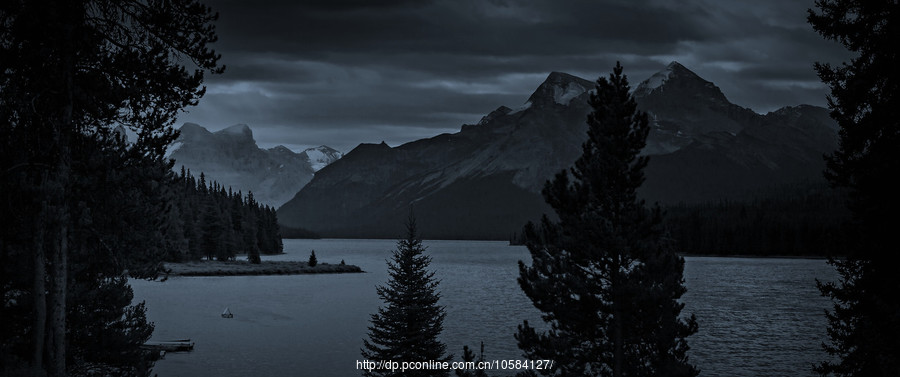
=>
[168,167,284,263]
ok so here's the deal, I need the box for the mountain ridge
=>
[277,62,838,239]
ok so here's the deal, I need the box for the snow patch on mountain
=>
[553,82,587,105]
[635,68,673,96]
[510,101,532,114]
[301,146,343,172]
[165,141,182,159]
[644,71,670,90]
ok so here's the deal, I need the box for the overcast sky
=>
[174,0,849,153]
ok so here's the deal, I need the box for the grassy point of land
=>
[163,260,363,277]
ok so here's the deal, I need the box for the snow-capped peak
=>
[634,61,711,98]
[526,71,594,107]
[302,145,343,172]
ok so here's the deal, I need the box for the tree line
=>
[167,167,283,263]
[663,182,853,256]
[512,182,854,258]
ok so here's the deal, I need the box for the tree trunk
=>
[47,212,68,377]
[613,255,623,377]
[44,3,76,374]
[32,202,47,376]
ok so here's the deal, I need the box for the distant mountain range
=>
[276,61,838,239]
[168,123,342,207]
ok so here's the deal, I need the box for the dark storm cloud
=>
[212,0,711,59]
[296,0,435,11]
[176,0,849,152]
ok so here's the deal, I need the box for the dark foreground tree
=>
[361,216,451,377]
[2,131,172,377]
[0,0,222,375]
[516,63,698,377]
[808,1,900,375]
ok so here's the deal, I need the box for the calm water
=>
[130,239,835,376]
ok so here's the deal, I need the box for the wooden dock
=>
[141,339,194,353]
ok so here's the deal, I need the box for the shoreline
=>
[163,260,364,276]
[678,253,833,260]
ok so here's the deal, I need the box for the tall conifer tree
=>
[516,63,698,377]
[362,215,451,377]
[808,1,900,375]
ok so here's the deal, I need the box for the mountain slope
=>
[277,72,595,238]
[278,63,838,239]
[641,105,838,203]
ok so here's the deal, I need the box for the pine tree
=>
[808,1,900,375]
[230,191,244,255]
[183,207,203,261]
[308,250,318,267]
[243,191,261,263]
[161,197,188,262]
[361,216,451,377]
[256,204,273,254]
[201,198,227,261]
[270,206,284,253]
[516,63,698,377]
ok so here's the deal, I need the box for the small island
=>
[163,260,363,277]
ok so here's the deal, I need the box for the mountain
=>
[168,123,341,207]
[635,61,761,155]
[277,62,838,239]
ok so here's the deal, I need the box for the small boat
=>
[221,307,233,318]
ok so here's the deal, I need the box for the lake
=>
[130,239,836,376]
